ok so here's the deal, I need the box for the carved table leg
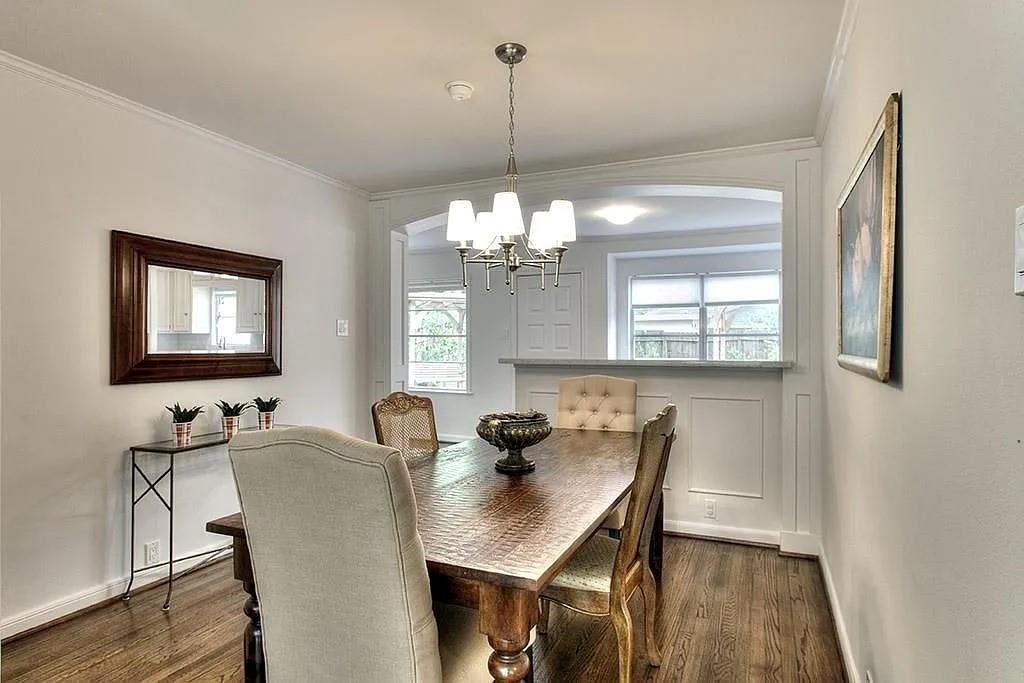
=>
[233,537,265,683]
[479,583,536,683]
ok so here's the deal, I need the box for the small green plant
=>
[253,396,281,413]
[216,400,252,417]
[166,402,204,423]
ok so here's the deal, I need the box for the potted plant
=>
[216,400,252,440]
[253,396,281,430]
[166,402,204,447]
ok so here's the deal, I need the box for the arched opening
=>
[388,182,785,436]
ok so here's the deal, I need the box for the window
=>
[630,272,780,361]
[408,285,469,391]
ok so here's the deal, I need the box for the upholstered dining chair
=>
[538,404,677,683]
[556,375,639,531]
[228,426,495,682]
[372,391,440,459]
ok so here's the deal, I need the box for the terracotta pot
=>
[222,415,240,440]
[172,421,193,447]
[258,411,275,430]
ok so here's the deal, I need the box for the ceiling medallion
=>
[446,42,576,295]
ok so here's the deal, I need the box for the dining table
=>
[207,427,662,683]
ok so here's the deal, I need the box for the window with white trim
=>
[630,271,780,361]
[407,285,469,391]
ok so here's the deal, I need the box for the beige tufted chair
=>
[229,426,496,682]
[556,375,638,530]
[556,375,638,433]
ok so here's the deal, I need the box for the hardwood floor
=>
[1,536,845,682]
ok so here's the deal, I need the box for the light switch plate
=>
[1015,206,1024,295]
[336,319,349,337]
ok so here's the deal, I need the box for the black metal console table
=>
[123,425,291,610]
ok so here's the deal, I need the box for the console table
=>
[123,425,291,610]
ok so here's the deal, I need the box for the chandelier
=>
[446,42,576,295]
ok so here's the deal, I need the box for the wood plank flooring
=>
[1,536,845,682]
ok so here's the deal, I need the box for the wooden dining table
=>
[207,427,662,683]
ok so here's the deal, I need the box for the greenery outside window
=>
[408,285,469,391]
[631,272,780,361]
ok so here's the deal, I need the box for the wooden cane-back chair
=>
[538,404,678,682]
[371,391,440,459]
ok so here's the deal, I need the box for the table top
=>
[131,425,295,454]
[208,428,641,591]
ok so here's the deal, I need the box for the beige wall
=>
[819,0,1024,680]
[0,61,370,635]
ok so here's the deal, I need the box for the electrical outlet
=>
[144,540,161,566]
[703,498,717,520]
[336,319,349,336]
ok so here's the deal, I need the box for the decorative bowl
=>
[476,410,552,474]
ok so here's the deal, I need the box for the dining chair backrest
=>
[228,426,442,682]
[372,391,440,458]
[613,405,677,582]
[555,375,638,432]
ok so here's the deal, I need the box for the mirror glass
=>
[147,265,266,354]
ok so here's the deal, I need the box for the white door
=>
[516,272,582,358]
[389,231,409,392]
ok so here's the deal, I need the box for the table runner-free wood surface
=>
[208,428,647,683]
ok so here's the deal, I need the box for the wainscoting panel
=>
[688,396,765,499]
[527,390,560,419]
[513,365,784,547]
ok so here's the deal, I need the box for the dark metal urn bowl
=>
[476,411,552,474]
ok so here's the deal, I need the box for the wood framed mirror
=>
[111,231,283,384]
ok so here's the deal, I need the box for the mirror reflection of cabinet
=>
[236,278,266,333]
[148,267,193,333]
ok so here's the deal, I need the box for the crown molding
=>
[0,50,369,197]
[370,137,819,201]
[814,0,862,143]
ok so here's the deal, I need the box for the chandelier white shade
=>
[472,211,496,251]
[549,199,577,243]
[527,211,556,250]
[492,192,526,236]
[445,199,476,242]
[445,42,575,295]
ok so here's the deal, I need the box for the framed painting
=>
[836,93,900,381]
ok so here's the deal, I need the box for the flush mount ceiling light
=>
[595,205,648,225]
[446,42,576,295]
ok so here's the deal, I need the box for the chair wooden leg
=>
[537,598,550,635]
[610,593,634,683]
[640,567,662,666]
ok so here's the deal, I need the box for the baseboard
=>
[0,541,232,640]
[779,531,821,556]
[665,519,780,547]
[818,542,858,682]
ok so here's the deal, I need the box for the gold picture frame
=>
[836,93,899,382]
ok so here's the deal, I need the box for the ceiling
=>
[0,1,842,192]
[407,193,782,251]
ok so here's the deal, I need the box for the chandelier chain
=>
[507,62,516,159]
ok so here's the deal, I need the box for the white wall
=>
[819,1,1024,680]
[0,58,370,636]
